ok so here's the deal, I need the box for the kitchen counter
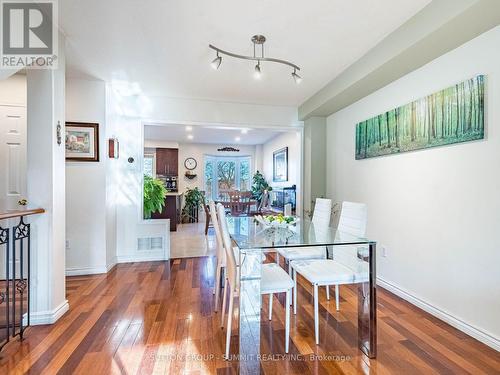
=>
[151,192,183,231]
[165,192,183,196]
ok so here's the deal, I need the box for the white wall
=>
[65,79,111,275]
[303,117,326,216]
[262,131,302,214]
[144,140,179,148]
[326,26,500,350]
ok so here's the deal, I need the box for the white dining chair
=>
[217,204,294,358]
[291,201,368,345]
[276,198,333,272]
[209,201,226,312]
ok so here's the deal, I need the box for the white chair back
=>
[284,203,292,216]
[209,201,225,265]
[217,203,239,290]
[332,201,368,269]
[337,201,367,237]
[312,198,332,227]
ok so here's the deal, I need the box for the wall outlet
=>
[65,240,70,250]
[381,246,387,257]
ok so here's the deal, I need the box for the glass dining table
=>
[227,216,377,374]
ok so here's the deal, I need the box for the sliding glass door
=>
[204,156,252,200]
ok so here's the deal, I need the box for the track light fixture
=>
[292,69,302,84]
[209,35,301,83]
[254,61,262,80]
[211,52,222,70]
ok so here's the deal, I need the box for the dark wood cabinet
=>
[156,148,178,176]
[151,195,181,231]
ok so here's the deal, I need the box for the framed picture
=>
[355,75,485,159]
[65,122,99,162]
[273,147,288,182]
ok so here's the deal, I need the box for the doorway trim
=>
[139,120,304,221]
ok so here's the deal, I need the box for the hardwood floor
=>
[0,256,499,374]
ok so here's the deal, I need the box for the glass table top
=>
[227,216,373,250]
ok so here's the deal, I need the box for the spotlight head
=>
[292,69,302,84]
[211,53,222,70]
[254,61,262,79]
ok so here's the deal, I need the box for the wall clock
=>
[184,157,197,170]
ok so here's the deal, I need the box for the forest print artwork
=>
[355,75,485,159]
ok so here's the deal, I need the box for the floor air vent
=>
[137,237,164,251]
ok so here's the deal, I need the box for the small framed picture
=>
[273,147,288,182]
[65,122,99,162]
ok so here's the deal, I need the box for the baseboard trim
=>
[115,254,169,263]
[106,260,117,273]
[377,277,500,352]
[65,256,167,276]
[30,300,69,325]
[65,266,107,276]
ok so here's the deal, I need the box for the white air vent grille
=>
[137,237,164,251]
[151,237,163,250]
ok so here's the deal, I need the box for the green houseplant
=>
[251,170,272,203]
[143,175,167,219]
[181,187,205,223]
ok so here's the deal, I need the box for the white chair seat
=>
[291,259,355,285]
[261,263,294,293]
[277,246,326,261]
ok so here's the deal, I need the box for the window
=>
[240,159,250,191]
[204,155,252,200]
[144,153,155,177]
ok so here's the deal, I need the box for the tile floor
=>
[170,221,216,258]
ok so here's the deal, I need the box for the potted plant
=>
[181,187,205,223]
[251,170,272,204]
[143,175,167,219]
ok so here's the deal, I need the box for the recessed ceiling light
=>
[235,136,241,142]
[185,126,193,131]
[187,134,194,140]
[241,129,248,134]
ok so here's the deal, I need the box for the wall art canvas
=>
[355,75,485,160]
[65,122,99,162]
[273,147,288,182]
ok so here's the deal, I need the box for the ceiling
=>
[144,124,287,145]
[60,0,430,107]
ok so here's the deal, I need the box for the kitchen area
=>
[145,146,183,231]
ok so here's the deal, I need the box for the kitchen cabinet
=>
[156,148,178,176]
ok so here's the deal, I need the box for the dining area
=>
[208,197,377,373]
[216,190,260,216]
